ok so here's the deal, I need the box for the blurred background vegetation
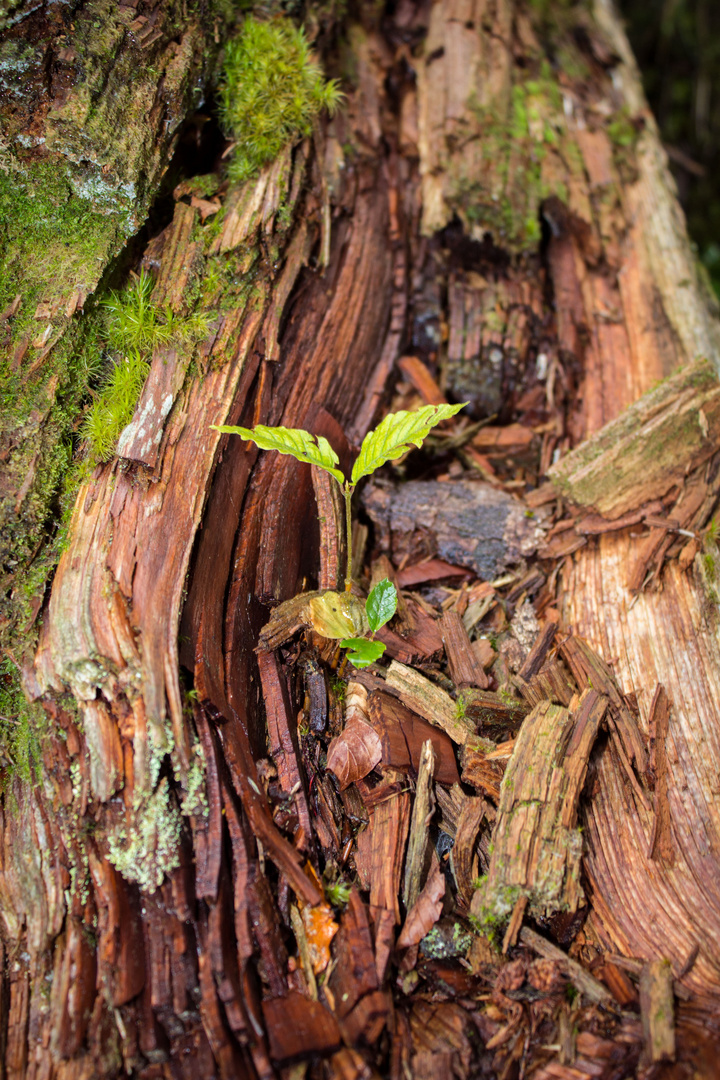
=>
[619,0,720,296]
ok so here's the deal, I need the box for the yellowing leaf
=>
[350,403,466,485]
[212,423,345,484]
[308,591,369,639]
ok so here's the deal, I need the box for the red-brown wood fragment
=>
[646,684,674,866]
[192,705,223,902]
[366,691,460,787]
[517,620,557,680]
[354,780,411,924]
[396,559,471,588]
[258,649,313,850]
[460,738,505,802]
[397,355,446,405]
[376,599,444,664]
[339,989,391,1047]
[247,866,288,999]
[397,856,445,949]
[441,609,490,689]
[329,890,379,1018]
[452,796,487,910]
[262,992,341,1061]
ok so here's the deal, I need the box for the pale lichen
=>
[107,778,182,893]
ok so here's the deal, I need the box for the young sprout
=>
[212,401,466,665]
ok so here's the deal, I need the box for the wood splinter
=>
[639,958,676,1063]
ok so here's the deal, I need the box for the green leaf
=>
[339,638,386,668]
[212,423,345,484]
[366,578,397,634]
[351,403,467,484]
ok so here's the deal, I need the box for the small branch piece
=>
[403,740,436,911]
[640,959,676,1063]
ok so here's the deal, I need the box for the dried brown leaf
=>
[397,856,445,949]
[327,715,382,790]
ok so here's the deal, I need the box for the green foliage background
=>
[620,0,720,295]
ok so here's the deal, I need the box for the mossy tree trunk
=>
[3,0,720,1077]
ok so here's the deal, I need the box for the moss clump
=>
[81,350,150,463]
[80,270,210,462]
[101,269,210,354]
[219,17,342,185]
[0,658,46,785]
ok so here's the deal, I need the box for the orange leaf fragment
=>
[300,901,339,974]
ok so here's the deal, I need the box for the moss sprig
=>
[219,17,343,185]
[81,270,210,462]
[102,269,209,353]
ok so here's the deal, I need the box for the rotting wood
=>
[472,689,606,924]
[8,0,720,1073]
[548,359,720,520]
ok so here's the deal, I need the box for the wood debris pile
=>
[239,398,702,1078]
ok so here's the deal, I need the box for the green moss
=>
[0,658,47,785]
[459,65,569,251]
[219,17,342,185]
[79,270,210,463]
[81,351,150,463]
[102,269,210,353]
[0,159,129,317]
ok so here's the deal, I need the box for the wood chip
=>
[385,661,474,744]
[367,690,460,786]
[519,928,615,1008]
[639,959,675,1063]
[472,689,606,922]
[441,609,490,689]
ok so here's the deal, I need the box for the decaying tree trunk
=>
[4,0,720,1076]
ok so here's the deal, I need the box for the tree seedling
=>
[213,401,466,664]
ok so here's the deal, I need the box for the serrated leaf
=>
[339,638,386,668]
[351,403,467,485]
[213,423,345,484]
[366,578,397,633]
